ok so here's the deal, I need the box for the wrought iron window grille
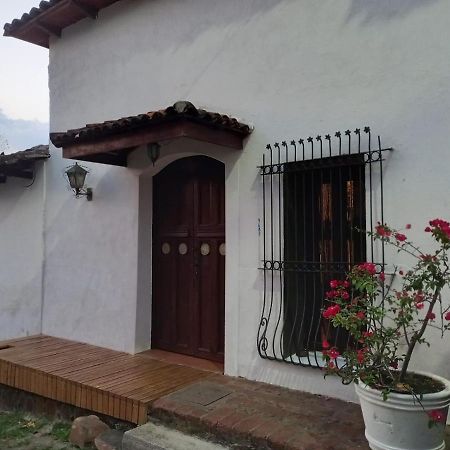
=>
[257,127,392,368]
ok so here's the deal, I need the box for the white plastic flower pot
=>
[355,372,450,450]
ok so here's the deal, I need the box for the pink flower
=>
[328,361,336,369]
[341,291,350,300]
[323,305,341,319]
[375,224,391,238]
[415,292,425,303]
[429,218,450,228]
[389,360,399,369]
[416,302,424,310]
[328,348,340,359]
[322,339,330,349]
[428,409,446,423]
[405,224,412,229]
[379,272,385,282]
[395,233,407,242]
[426,312,436,321]
[399,270,404,276]
[445,312,450,321]
[362,331,374,338]
[342,280,350,289]
[428,218,450,240]
[425,226,432,232]
[357,349,365,364]
[329,280,339,289]
[356,311,366,320]
[358,262,377,275]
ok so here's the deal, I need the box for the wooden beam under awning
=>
[59,120,247,166]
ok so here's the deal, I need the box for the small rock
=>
[95,429,124,450]
[69,415,110,448]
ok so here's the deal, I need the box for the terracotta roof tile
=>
[0,145,50,166]
[50,101,251,147]
[0,145,50,182]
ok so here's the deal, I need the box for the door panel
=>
[196,238,225,359]
[152,156,225,362]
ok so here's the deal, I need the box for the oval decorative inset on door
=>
[161,243,171,255]
[178,243,188,255]
[219,243,226,256]
[200,243,210,256]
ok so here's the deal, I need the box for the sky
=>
[0,0,49,152]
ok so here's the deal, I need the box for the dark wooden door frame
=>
[151,156,225,363]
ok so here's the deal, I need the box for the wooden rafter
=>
[70,0,98,19]
[35,20,61,38]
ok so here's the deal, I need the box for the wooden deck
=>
[0,335,213,424]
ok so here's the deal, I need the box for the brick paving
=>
[150,374,370,450]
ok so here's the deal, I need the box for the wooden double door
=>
[152,156,225,362]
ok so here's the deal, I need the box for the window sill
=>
[288,352,346,369]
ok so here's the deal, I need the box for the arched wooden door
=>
[152,156,225,362]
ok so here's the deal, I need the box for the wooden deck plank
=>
[29,352,126,375]
[85,362,171,389]
[0,335,211,424]
[50,353,128,375]
[63,359,164,386]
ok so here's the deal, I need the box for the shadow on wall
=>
[347,0,438,23]
[120,0,286,52]
[0,270,43,340]
[0,177,45,340]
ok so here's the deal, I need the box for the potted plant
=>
[322,219,450,450]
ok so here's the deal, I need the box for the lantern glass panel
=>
[67,172,77,189]
[74,168,87,189]
[66,164,88,190]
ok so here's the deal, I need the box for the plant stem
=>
[402,322,411,346]
[399,288,440,381]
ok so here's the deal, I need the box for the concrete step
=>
[122,422,230,450]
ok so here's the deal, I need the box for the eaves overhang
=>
[3,0,121,48]
[0,145,50,183]
[50,101,252,167]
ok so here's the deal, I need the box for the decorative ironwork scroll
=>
[257,127,392,368]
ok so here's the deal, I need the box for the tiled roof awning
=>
[50,102,252,167]
[3,0,121,48]
[0,145,50,183]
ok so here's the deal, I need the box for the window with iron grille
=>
[257,129,391,368]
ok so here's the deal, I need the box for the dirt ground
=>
[0,410,94,450]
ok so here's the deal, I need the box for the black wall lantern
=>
[147,142,161,165]
[65,163,93,201]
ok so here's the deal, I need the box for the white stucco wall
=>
[42,150,140,353]
[46,0,450,402]
[0,166,45,340]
